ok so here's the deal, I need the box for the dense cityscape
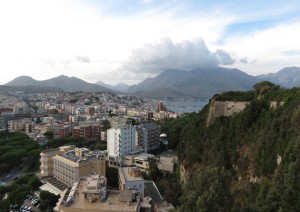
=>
[0,90,183,212]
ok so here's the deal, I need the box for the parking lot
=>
[9,196,41,212]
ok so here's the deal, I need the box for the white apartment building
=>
[107,126,137,164]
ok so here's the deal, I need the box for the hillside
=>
[126,67,259,98]
[6,75,111,93]
[257,66,300,88]
[0,85,63,93]
[96,81,129,92]
[162,81,300,211]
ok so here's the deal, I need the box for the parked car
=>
[33,199,40,206]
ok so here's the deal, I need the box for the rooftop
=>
[133,153,155,161]
[60,180,139,212]
[138,122,159,130]
[119,167,144,182]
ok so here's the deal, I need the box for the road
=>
[0,170,23,186]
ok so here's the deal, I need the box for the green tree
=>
[40,191,60,212]
[147,157,161,180]
[178,166,233,212]
[7,185,30,205]
[44,131,54,140]
[0,199,10,212]
[28,176,42,191]
[102,120,111,131]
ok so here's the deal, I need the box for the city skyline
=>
[1,0,300,85]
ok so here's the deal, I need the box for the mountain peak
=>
[5,75,38,86]
[5,75,112,92]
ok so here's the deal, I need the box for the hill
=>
[126,67,259,98]
[0,85,63,93]
[96,81,129,92]
[257,66,300,88]
[6,75,112,93]
[131,87,186,99]
[161,82,300,211]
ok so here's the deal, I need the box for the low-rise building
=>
[123,153,155,173]
[55,173,149,212]
[157,150,178,173]
[118,166,144,197]
[40,146,106,187]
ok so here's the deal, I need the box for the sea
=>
[161,99,209,113]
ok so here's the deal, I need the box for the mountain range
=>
[4,66,300,98]
[6,75,111,93]
[95,81,129,92]
[257,66,300,88]
[126,67,259,98]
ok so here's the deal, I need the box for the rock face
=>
[206,101,250,126]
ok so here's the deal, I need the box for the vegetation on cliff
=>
[163,82,300,211]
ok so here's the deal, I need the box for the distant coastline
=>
[161,99,209,113]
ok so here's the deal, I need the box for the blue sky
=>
[0,0,300,85]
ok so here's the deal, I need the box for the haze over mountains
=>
[4,66,300,98]
[95,81,129,92]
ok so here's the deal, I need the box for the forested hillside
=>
[162,82,300,211]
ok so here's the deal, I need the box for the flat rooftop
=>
[119,167,143,182]
[61,180,139,212]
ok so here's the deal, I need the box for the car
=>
[33,200,40,206]
[13,204,20,209]
[23,206,31,211]
[31,199,38,204]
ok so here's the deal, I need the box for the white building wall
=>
[107,126,136,162]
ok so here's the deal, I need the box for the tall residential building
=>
[107,126,136,164]
[136,122,161,152]
[40,145,106,187]
[72,123,102,140]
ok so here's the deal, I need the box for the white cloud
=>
[75,55,91,63]
[120,38,235,75]
[220,21,300,75]
[0,0,300,86]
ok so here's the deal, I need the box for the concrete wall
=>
[207,101,250,126]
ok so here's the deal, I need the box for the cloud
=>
[75,55,91,63]
[120,37,235,74]
[214,49,235,65]
[240,57,248,64]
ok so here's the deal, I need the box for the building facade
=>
[136,122,160,152]
[107,126,137,164]
[40,145,106,187]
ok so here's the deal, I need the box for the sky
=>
[1,0,300,86]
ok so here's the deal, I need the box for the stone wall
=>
[207,101,250,126]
